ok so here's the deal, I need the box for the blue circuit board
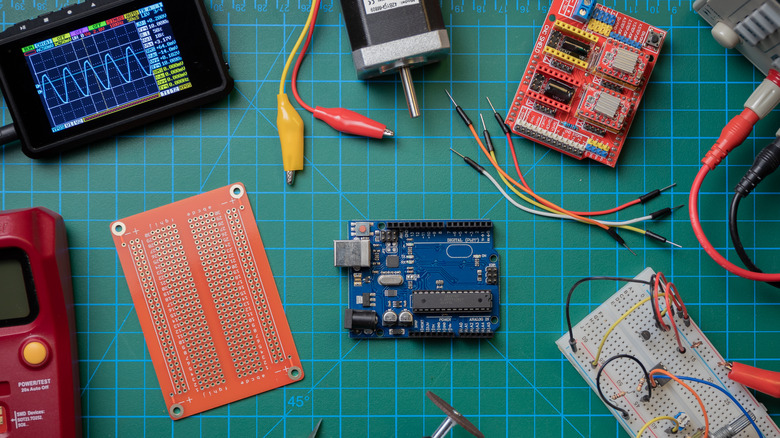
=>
[334,220,500,339]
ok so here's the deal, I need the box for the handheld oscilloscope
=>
[0,0,233,158]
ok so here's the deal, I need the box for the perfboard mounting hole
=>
[230,184,244,199]
[112,222,126,236]
[170,404,184,419]
[288,367,302,380]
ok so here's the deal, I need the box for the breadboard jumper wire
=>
[277,0,393,185]
[560,270,772,438]
[484,97,678,219]
[689,69,780,283]
[446,90,681,252]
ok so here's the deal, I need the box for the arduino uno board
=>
[334,220,500,339]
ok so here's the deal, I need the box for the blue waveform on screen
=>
[39,46,153,104]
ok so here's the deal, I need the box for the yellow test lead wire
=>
[277,3,317,185]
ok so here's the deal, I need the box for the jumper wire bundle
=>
[276,1,393,185]
[444,90,681,251]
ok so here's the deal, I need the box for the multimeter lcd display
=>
[0,0,232,158]
[0,249,36,326]
[0,258,31,320]
[23,3,189,133]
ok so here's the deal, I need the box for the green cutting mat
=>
[2,0,780,436]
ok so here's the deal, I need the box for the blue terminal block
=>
[571,0,597,23]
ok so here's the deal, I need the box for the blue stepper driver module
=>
[334,220,501,339]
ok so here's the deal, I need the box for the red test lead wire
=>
[726,362,780,398]
[290,0,393,139]
[689,69,780,282]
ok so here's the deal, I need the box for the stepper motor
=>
[339,0,450,118]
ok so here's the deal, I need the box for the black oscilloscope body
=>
[0,0,233,158]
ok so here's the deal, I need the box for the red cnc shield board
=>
[506,0,666,166]
[111,183,303,419]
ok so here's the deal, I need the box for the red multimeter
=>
[0,208,80,437]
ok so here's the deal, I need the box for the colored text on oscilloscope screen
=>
[22,2,192,133]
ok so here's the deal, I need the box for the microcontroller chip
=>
[386,254,400,268]
[411,291,493,313]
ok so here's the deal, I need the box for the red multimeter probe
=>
[0,207,80,437]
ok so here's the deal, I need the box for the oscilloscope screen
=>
[22,2,191,133]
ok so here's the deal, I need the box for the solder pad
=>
[110,183,303,420]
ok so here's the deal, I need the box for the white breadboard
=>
[556,268,780,438]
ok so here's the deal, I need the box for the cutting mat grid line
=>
[1,1,780,437]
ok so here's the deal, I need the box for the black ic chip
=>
[386,255,400,268]
[411,291,493,313]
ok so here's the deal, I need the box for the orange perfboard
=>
[110,183,303,420]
